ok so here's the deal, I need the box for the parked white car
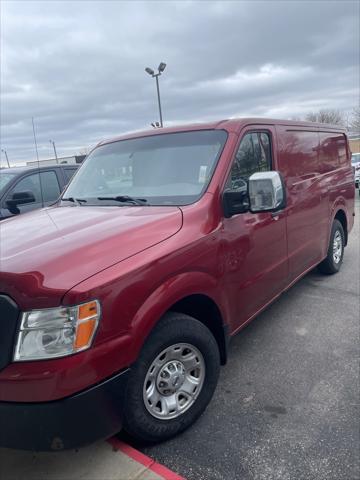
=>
[351,153,360,193]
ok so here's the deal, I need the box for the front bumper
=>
[0,368,130,451]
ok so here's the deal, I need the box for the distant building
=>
[26,155,86,167]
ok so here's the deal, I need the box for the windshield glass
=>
[0,172,17,192]
[64,130,227,206]
[351,154,360,164]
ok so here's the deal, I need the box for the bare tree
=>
[349,107,360,134]
[77,147,90,156]
[305,109,346,126]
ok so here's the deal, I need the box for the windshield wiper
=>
[97,195,148,206]
[62,197,87,205]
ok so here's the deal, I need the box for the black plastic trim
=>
[0,295,19,372]
[0,368,130,451]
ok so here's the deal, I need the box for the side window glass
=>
[63,168,77,183]
[40,171,61,202]
[10,174,41,203]
[227,132,272,191]
[259,133,272,169]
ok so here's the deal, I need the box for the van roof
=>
[99,117,347,147]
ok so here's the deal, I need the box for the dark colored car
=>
[0,164,78,220]
[0,118,355,451]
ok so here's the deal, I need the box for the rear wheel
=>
[318,219,345,274]
[123,313,220,443]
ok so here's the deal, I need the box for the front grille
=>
[0,295,19,372]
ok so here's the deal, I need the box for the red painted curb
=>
[108,437,186,480]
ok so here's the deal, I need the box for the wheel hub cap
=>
[333,230,342,264]
[143,343,205,420]
[157,361,186,395]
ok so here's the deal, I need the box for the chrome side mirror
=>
[248,171,286,213]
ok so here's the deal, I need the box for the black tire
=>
[318,219,345,274]
[123,312,220,443]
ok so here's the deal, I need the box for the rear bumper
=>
[0,368,130,451]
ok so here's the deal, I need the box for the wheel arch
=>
[169,294,229,365]
[129,273,229,366]
[334,208,348,245]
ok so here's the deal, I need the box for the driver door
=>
[221,127,288,332]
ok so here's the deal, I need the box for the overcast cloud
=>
[1,0,359,165]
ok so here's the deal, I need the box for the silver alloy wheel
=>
[143,343,205,420]
[333,230,343,264]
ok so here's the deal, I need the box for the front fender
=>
[129,271,226,359]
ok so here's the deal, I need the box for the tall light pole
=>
[1,149,10,168]
[145,62,166,128]
[49,139,58,163]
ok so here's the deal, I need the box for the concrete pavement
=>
[0,439,184,480]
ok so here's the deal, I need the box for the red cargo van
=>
[0,119,355,450]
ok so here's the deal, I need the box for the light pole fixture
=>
[49,140,58,163]
[1,149,10,168]
[145,62,166,127]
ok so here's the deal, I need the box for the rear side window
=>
[41,171,61,202]
[227,132,272,191]
[319,132,347,171]
[63,168,77,183]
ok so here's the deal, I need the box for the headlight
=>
[14,300,100,361]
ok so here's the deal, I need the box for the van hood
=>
[0,205,182,308]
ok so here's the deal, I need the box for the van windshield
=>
[64,130,227,206]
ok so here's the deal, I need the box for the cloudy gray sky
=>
[1,0,359,166]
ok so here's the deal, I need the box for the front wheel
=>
[318,219,345,274]
[123,313,220,443]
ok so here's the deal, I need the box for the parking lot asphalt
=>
[136,197,360,480]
